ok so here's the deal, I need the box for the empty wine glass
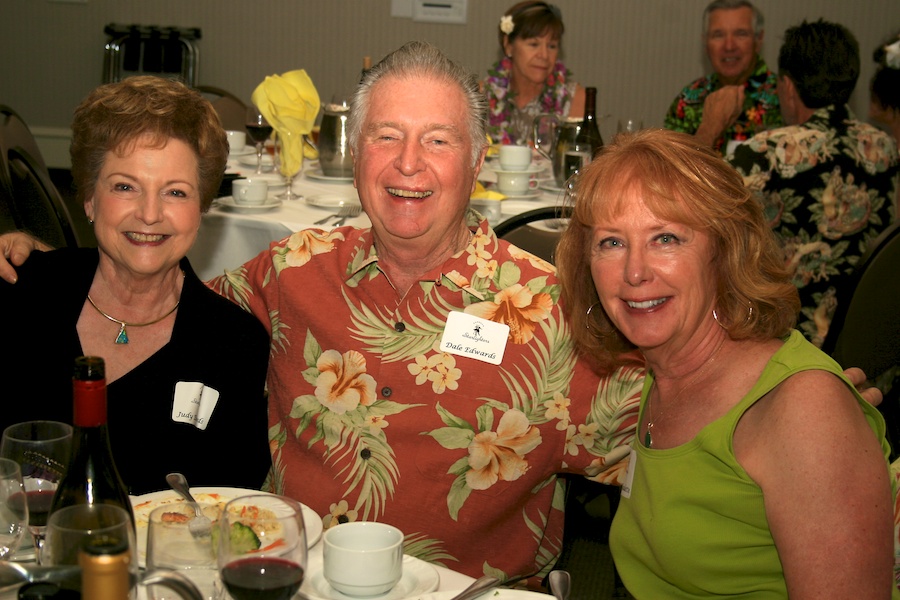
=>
[0,458,28,559]
[617,118,643,133]
[246,105,274,174]
[1,420,73,562]
[275,131,304,201]
[217,494,307,600]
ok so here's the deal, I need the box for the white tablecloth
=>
[187,158,564,281]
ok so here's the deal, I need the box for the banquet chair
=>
[0,105,84,248]
[195,85,246,132]
[820,220,900,457]
[493,205,572,264]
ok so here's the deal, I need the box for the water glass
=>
[43,504,136,569]
[0,458,28,559]
[147,503,220,599]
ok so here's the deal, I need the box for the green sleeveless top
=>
[609,330,895,598]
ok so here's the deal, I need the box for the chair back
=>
[820,220,900,457]
[493,205,572,264]
[195,85,246,132]
[0,105,81,247]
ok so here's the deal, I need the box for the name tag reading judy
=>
[172,382,221,431]
[440,311,509,366]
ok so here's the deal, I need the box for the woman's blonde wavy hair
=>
[555,128,799,370]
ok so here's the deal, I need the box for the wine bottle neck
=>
[584,88,597,120]
[73,380,108,428]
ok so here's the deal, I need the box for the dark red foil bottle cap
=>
[73,356,107,427]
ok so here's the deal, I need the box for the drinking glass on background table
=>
[0,458,28,559]
[275,131,304,202]
[246,105,274,174]
[217,494,307,600]
[617,118,643,133]
[147,503,221,599]
[1,420,73,562]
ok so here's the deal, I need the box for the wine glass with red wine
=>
[218,494,307,600]
[0,420,73,563]
[246,105,274,174]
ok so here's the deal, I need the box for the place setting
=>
[215,178,283,213]
[484,145,551,200]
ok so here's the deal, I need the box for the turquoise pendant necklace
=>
[86,294,180,344]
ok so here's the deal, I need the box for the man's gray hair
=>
[703,0,764,37]
[348,41,488,166]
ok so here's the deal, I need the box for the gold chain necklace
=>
[86,295,180,345]
[645,336,726,448]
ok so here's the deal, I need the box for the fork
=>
[333,204,362,226]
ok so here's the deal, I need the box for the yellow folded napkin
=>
[251,70,321,177]
[470,181,506,200]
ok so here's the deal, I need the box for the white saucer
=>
[307,170,354,183]
[233,172,287,193]
[306,194,361,209]
[499,189,542,200]
[491,165,546,176]
[228,145,256,157]
[501,200,553,216]
[301,555,439,600]
[539,183,567,194]
[238,154,276,169]
[216,196,283,213]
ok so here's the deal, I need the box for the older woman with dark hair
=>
[0,76,271,495]
[556,128,896,597]
[484,1,586,144]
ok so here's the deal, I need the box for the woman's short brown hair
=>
[70,76,228,212]
[498,1,565,49]
[556,129,800,370]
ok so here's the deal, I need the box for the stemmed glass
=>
[0,458,28,559]
[246,105,274,174]
[275,131,304,201]
[218,494,307,600]
[1,420,73,562]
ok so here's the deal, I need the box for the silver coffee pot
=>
[318,99,353,178]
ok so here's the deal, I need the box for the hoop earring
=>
[712,309,726,329]
[585,302,602,336]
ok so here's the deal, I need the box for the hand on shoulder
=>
[0,232,52,284]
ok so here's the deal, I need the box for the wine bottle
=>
[49,357,134,525]
[563,86,603,183]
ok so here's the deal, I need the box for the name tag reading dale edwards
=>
[440,311,509,366]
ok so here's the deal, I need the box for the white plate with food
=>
[131,487,323,566]
[306,170,354,183]
[301,554,439,600]
[216,196,283,213]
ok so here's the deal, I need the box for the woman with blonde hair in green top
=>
[556,128,897,598]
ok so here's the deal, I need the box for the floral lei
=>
[485,56,572,145]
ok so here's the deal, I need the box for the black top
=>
[0,248,271,495]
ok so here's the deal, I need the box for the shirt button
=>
[394,322,406,332]
[381,387,392,398]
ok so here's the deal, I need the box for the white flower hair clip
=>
[500,15,515,35]
[885,37,900,69]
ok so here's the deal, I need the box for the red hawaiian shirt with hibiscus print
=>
[208,212,644,585]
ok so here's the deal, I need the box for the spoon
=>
[448,575,500,600]
[548,570,571,600]
[165,472,212,537]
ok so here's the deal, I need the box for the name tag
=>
[172,381,220,430]
[621,447,637,499]
[439,311,509,365]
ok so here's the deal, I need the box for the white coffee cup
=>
[323,522,403,596]
[470,198,502,225]
[231,178,268,205]
[225,130,247,154]
[496,171,539,195]
[499,144,532,171]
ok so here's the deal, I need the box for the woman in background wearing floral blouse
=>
[484,1,586,145]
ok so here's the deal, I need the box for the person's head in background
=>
[869,32,900,139]
[702,0,764,86]
[498,2,565,91]
[776,19,860,126]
